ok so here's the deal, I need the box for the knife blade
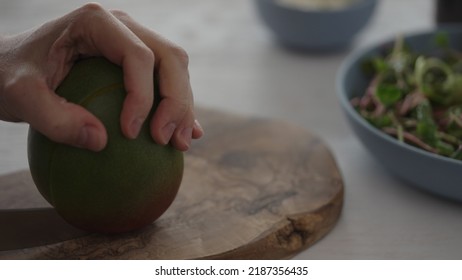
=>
[0,208,88,252]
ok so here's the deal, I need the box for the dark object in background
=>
[436,0,462,24]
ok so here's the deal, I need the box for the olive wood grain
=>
[0,107,343,259]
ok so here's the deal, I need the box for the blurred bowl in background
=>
[254,0,378,51]
[337,27,462,202]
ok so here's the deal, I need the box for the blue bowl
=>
[255,0,378,50]
[337,27,462,202]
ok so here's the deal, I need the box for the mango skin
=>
[27,58,183,234]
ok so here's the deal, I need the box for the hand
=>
[0,3,203,152]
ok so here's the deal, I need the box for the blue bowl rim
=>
[336,26,462,167]
[260,0,378,15]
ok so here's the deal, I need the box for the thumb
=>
[9,79,107,151]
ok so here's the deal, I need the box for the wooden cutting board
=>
[0,108,343,259]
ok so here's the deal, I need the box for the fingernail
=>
[194,119,203,131]
[161,123,176,145]
[181,127,193,149]
[194,119,204,137]
[78,125,104,151]
[129,117,144,139]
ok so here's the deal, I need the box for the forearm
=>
[0,34,11,86]
[0,34,13,51]
[0,35,9,121]
[0,33,28,122]
[0,35,7,93]
[0,34,15,66]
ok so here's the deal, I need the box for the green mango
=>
[27,58,183,234]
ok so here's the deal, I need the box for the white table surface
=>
[1,0,462,259]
